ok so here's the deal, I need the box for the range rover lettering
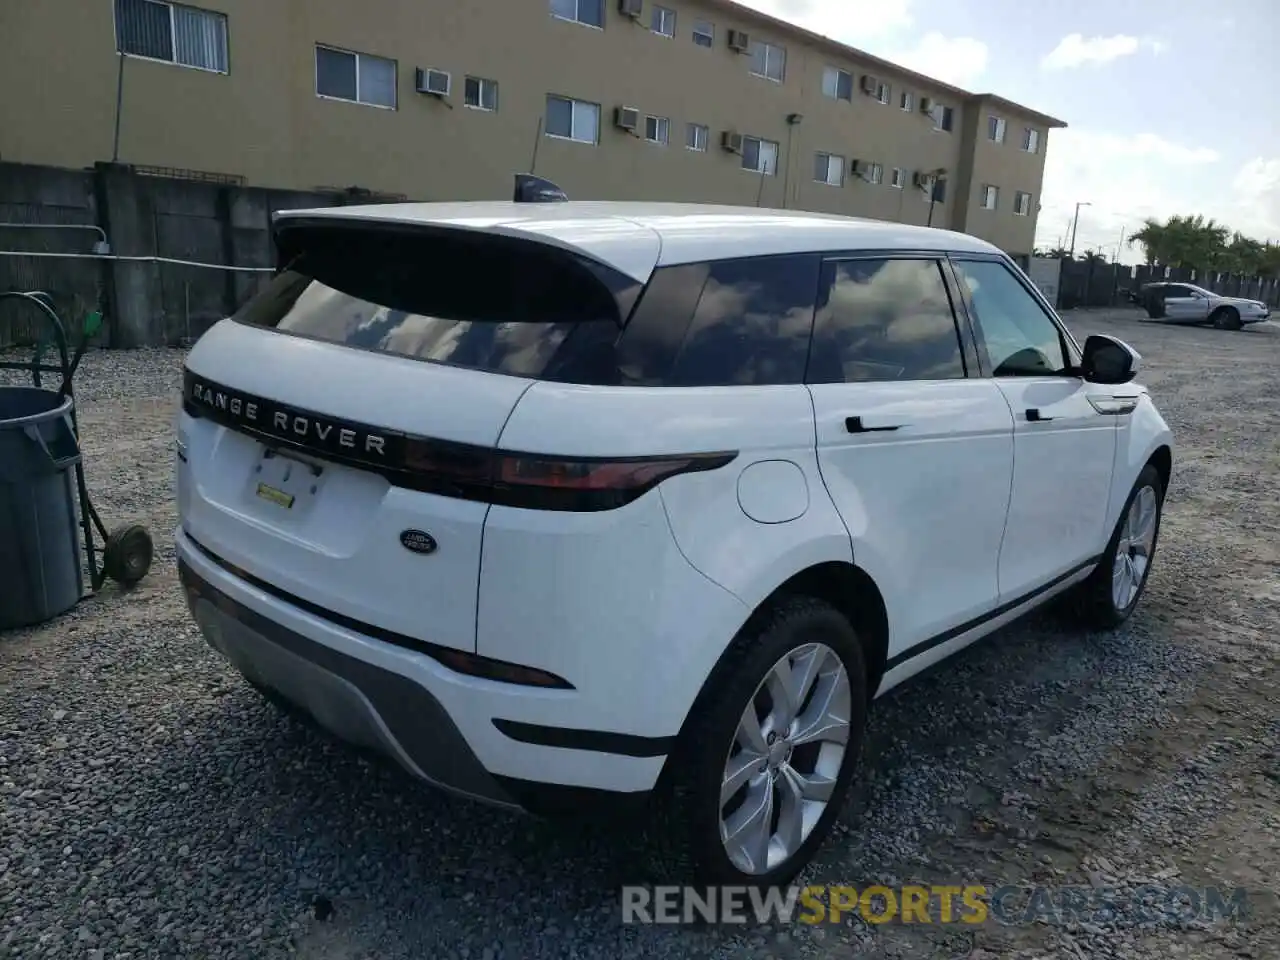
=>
[175,200,1173,886]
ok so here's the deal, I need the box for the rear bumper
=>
[176,528,666,810]
[179,555,520,808]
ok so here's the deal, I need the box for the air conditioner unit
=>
[617,0,643,19]
[415,67,451,97]
[911,171,926,188]
[860,74,877,95]
[721,130,744,153]
[850,159,865,176]
[614,106,641,132]
[727,29,751,52]
[918,96,934,114]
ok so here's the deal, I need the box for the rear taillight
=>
[401,439,736,512]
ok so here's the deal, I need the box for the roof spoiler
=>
[513,174,568,203]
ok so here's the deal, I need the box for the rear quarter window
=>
[616,254,821,386]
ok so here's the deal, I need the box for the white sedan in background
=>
[1138,282,1271,329]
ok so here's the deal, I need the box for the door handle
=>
[845,416,903,434]
[1025,408,1055,423]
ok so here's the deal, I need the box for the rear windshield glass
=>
[233,222,639,379]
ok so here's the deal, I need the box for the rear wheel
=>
[1211,306,1242,330]
[647,597,868,886]
[1068,464,1163,629]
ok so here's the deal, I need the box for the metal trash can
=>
[0,386,85,629]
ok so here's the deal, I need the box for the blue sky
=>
[739,0,1279,263]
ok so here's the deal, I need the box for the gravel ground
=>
[1,311,1277,959]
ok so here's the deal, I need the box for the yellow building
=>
[0,0,1066,258]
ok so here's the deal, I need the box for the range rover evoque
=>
[176,199,1173,886]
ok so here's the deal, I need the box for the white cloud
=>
[1037,134,1280,262]
[734,0,988,87]
[1035,130,1225,258]
[888,32,989,87]
[1229,158,1280,240]
[733,0,915,45]
[1040,33,1166,71]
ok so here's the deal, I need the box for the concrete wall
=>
[0,0,1061,258]
[0,162,342,348]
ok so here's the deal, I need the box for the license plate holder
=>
[254,447,322,511]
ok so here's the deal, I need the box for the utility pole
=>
[1068,201,1091,259]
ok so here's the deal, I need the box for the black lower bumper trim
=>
[178,557,519,808]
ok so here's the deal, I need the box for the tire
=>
[645,596,869,887]
[1211,306,1242,330]
[102,523,154,585]
[1068,464,1164,629]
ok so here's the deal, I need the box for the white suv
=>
[175,201,1173,886]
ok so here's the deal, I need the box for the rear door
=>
[948,256,1118,601]
[807,255,1015,660]
[178,219,641,654]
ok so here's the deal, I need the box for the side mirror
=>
[1081,334,1140,384]
[513,174,568,203]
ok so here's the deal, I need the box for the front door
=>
[1161,285,1212,324]
[807,255,1015,659]
[949,256,1119,602]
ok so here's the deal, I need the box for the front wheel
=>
[647,597,868,887]
[1211,306,1242,330]
[1069,464,1164,629]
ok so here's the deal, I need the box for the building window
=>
[920,173,942,201]
[114,0,228,73]
[546,94,600,144]
[1022,128,1040,153]
[742,136,780,175]
[315,45,396,108]
[873,80,891,104]
[890,167,905,188]
[651,5,676,37]
[550,0,604,29]
[686,122,709,152]
[692,19,714,47]
[464,76,498,111]
[988,116,1006,143]
[1014,191,1033,216]
[814,152,845,186]
[644,115,670,144]
[899,91,913,112]
[932,104,954,132]
[822,67,853,101]
[868,162,884,184]
[748,40,786,82]
[981,185,999,209]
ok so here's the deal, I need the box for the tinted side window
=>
[808,258,966,383]
[660,255,820,387]
[614,263,709,386]
[952,258,1068,377]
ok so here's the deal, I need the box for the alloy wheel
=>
[719,642,852,875]
[1112,485,1158,611]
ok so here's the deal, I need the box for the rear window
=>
[234,221,640,381]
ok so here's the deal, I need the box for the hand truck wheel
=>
[102,523,154,586]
